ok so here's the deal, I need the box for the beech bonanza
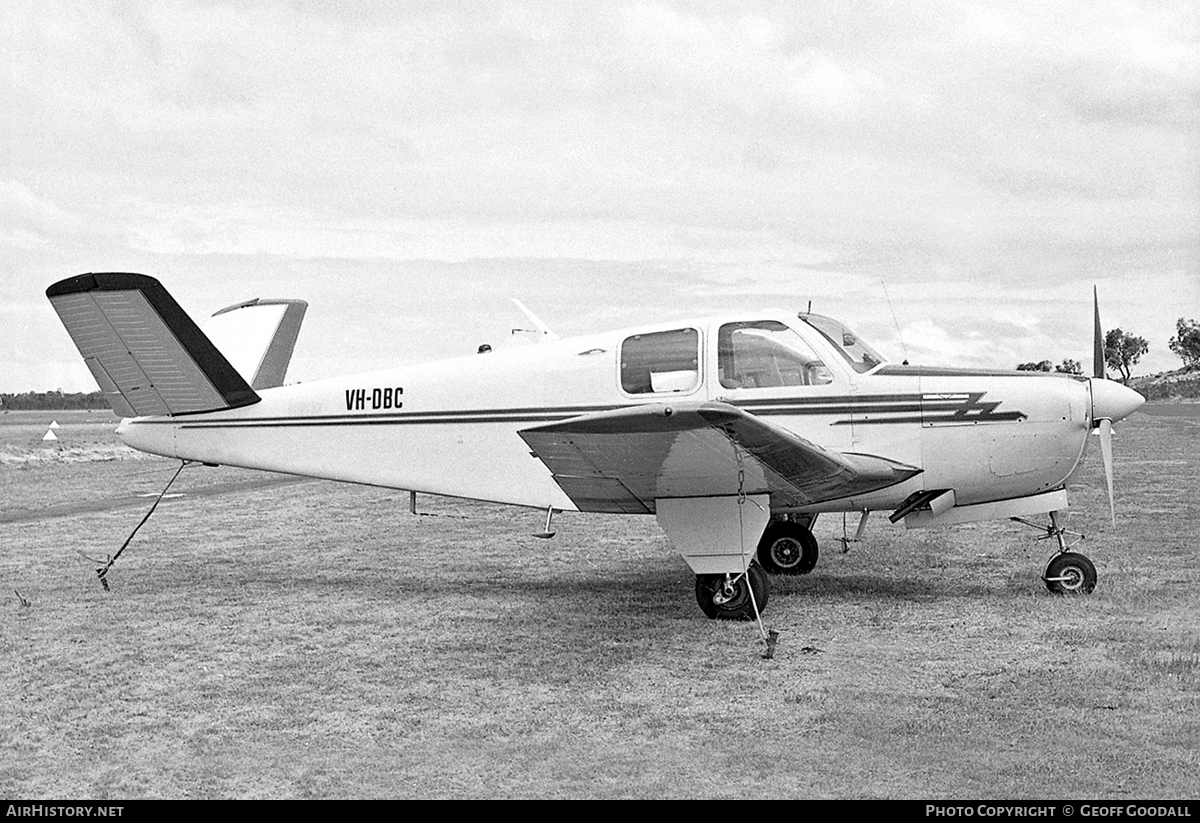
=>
[47,274,1144,619]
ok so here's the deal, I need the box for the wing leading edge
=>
[519,401,921,513]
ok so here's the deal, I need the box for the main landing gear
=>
[691,515,817,619]
[756,515,819,575]
[1014,511,1098,595]
[691,515,819,620]
[695,562,769,620]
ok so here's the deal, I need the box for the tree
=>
[0,391,106,411]
[1169,317,1200,370]
[1104,328,1148,384]
[1055,359,1082,375]
[1016,360,1052,372]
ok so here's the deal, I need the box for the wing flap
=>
[519,401,921,513]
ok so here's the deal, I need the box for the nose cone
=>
[1091,378,1145,423]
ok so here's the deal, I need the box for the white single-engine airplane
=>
[47,273,1144,619]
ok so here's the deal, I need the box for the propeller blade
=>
[1098,417,1115,525]
[1093,286,1105,380]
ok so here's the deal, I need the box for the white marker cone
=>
[49,420,61,429]
[42,428,58,441]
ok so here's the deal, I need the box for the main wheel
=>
[695,562,769,620]
[1044,552,1097,595]
[757,521,819,575]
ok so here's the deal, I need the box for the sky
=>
[3,0,1198,393]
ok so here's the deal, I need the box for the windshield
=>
[798,313,886,374]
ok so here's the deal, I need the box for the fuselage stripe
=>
[157,392,1022,429]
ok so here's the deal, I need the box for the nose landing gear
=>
[1013,510,1098,595]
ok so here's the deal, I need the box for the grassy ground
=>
[1,408,1197,799]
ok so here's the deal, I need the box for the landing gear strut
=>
[695,562,769,620]
[756,515,819,575]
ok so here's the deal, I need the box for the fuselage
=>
[116,309,1138,516]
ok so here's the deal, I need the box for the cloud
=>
[965,1,1200,130]
[0,181,80,250]
[2,1,1196,390]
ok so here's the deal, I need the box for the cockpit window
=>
[798,314,886,374]
[718,321,834,389]
[621,328,700,394]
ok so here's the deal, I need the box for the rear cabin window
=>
[718,321,834,389]
[621,328,700,394]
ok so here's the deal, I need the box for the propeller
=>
[1093,285,1115,524]
[1097,417,1115,523]
[1088,287,1145,525]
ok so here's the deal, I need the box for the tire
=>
[1044,552,1097,595]
[695,562,769,620]
[757,521,819,575]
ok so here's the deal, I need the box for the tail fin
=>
[46,273,260,417]
[203,298,307,390]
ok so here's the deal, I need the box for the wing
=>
[518,401,921,513]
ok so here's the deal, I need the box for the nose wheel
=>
[1043,552,1097,594]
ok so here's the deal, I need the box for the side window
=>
[718,321,834,389]
[621,328,700,394]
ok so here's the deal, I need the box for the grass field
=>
[2,407,1197,799]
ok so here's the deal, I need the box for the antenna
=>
[510,298,560,342]
[880,280,910,365]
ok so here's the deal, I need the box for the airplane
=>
[46,273,1145,620]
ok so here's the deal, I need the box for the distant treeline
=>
[1,390,107,411]
[1131,373,1200,402]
